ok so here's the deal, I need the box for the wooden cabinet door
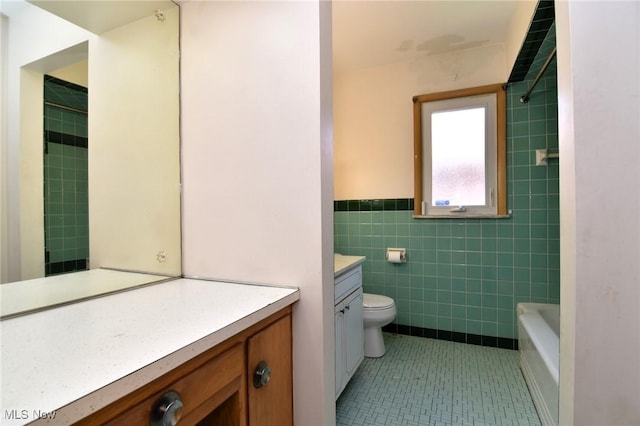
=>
[247,314,293,426]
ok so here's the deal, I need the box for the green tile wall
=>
[334,28,559,340]
[44,77,89,275]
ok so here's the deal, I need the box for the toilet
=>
[362,293,396,358]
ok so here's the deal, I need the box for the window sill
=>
[412,213,511,219]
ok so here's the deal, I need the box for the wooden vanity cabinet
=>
[247,312,293,426]
[77,307,292,426]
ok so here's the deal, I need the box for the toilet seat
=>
[363,293,394,310]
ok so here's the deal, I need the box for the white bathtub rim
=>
[517,303,560,386]
[516,302,559,317]
[519,311,559,385]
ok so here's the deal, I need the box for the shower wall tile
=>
[44,76,89,275]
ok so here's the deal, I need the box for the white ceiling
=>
[27,0,177,34]
[332,0,522,73]
[3,0,523,73]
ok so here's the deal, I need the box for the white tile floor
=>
[336,333,541,426]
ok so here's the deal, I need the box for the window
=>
[413,84,507,217]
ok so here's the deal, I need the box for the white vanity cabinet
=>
[334,261,364,399]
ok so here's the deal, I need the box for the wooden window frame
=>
[413,83,507,218]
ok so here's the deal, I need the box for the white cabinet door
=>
[335,264,364,400]
[335,287,364,399]
[334,305,345,396]
[344,288,364,377]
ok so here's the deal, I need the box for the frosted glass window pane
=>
[431,107,485,206]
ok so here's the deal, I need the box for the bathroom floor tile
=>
[336,333,541,426]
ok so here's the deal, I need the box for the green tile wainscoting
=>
[334,28,559,349]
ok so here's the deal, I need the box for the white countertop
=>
[1,269,172,319]
[334,254,366,277]
[0,278,299,425]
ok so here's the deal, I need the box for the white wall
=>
[0,14,8,284]
[334,44,506,200]
[48,59,88,88]
[556,1,640,424]
[179,1,334,424]
[3,3,92,281]
[89,9,181,275]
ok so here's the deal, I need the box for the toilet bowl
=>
[362,293,396,358]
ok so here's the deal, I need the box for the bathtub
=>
[517,303,560,426]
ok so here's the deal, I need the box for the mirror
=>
[0,1,181,286]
